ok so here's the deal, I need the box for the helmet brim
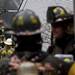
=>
[6,28,42,36]
[51,15,73,27]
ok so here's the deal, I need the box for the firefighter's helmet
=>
[11,10,42,59]
[47,6,73,27]
[12,9,41,35]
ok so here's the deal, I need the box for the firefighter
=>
[37,6,75,75]
[9,9,47,62]
[47,6,75,57]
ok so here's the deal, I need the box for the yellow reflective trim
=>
[68,63,75,75]
[53,7,65,16]
[8,50,14,55]
[30,16,38,24]
[0,50,14,55]
[16,16,24,26]
[64,58,71,63]
[1,50,7,55]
